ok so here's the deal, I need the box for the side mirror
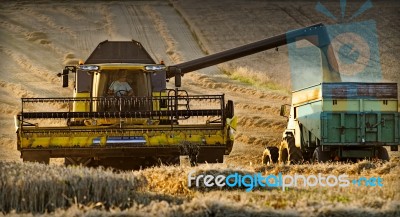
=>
[57,69,69,87]
[61,69,69,87]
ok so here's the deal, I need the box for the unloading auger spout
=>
[167,23,341,84]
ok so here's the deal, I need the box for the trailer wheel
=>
[262,147,279,165]
[279,136,303,164]
[312,147,331,163]
[376,147,389,161]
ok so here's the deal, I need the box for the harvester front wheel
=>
[262,147,279,165]
[64,157,93,166]
[279,136,303,164]
[22,152,49,164]
[158,155,180,166]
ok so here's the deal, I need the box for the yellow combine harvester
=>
[16,40,237,169]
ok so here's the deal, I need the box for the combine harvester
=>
[15,23,399,168]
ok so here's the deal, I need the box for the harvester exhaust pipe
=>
[175,69,182,88]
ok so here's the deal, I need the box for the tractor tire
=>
[312,146,331,163]
[262,147,279,165]
[376,147,390,161]
[279,136,303,164]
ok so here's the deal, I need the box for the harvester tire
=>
[22,152,49,164]
[64,157,93,166]
[312,146,331,163]
[279,136,303,164]
[262,147,279,165]
[376,147,389,161]
[159,155,180,166]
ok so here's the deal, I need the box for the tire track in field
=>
[0,18,68,60]
[54,5,86,21]
[135,4,172,64]
[0,80,38,99]
[235,132,281,148]
[234,103,281,116]
[1,47,58,83]
[0,18,27,36]
[143,5,184,64]
[238,116,285,131]
[149,3,221,75]
[127,4,164,63]
[186,73,288,102]
[100,2,170,64]
[99,4,117,40]
[0,46,71,100]
[23,7,77,39]
[0,79,38,118]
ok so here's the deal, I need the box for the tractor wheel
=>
[225,139,234,155]
[262,147,279,165]
[279,136,303,164]
[312,146,331,163]
[376,147,389,161]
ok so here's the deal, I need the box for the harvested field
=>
[1,160,400,216]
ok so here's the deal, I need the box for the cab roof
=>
[84,40,156,64]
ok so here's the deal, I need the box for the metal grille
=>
[19,95,225,127]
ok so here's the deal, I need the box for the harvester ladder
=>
[166,89,190,121]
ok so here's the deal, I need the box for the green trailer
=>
[263,82,399,164]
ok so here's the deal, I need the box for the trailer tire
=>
[279,136,303,164]
[312,146,331,163]
[376,147,389,161]
[262,146,279,164]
